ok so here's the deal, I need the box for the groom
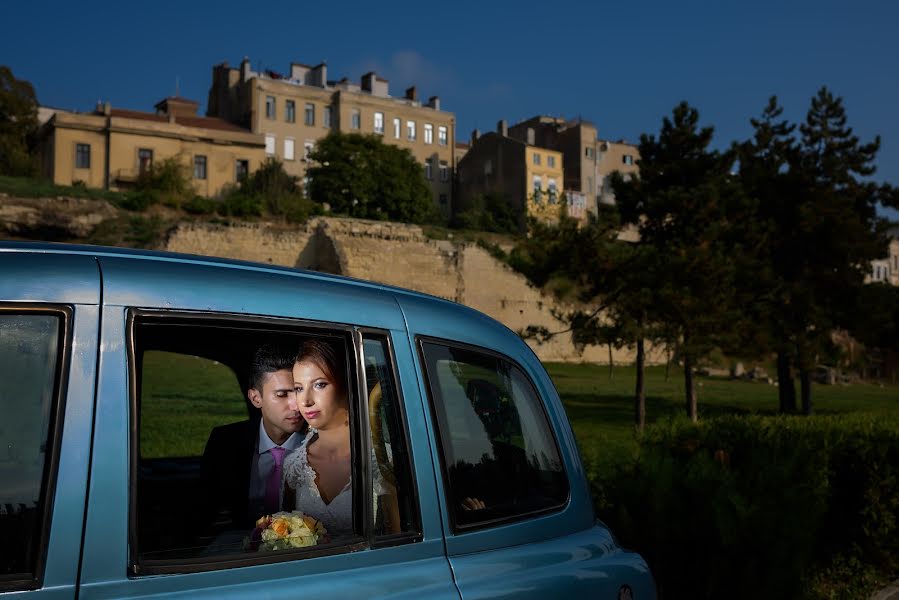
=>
[200,343,306,531]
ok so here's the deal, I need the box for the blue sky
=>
[5,0,897,215]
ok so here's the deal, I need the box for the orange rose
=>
[270,518,290,537]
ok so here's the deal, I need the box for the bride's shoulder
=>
[283,431,315,486]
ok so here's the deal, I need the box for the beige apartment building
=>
[207,58,456,214]
[457,120,566,230]
[39,97,265,197]
[596,138,640,206]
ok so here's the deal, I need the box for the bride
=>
[281,339,398,536]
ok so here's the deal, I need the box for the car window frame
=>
[416,334,571,535]
[125,309,422,576]
[356,328,423,548]
[0,304,72,592]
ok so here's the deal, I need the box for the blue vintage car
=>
[0,241,655,599]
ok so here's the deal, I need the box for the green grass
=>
[0,174,129,204]
[545,362,899,467]
[140,351,245,458]
[138,350,899,463]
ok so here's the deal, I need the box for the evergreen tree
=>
[614,101,746,422]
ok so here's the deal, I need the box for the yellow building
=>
[39,97,265,197]
[456,120,566,231]
[207,58,456,214]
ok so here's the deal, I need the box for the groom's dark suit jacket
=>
[200,419,259,531]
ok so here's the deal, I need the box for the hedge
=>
[587,414,899,600]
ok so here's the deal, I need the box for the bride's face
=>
[293,359,348,430]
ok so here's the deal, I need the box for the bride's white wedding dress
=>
[281,432,385,536]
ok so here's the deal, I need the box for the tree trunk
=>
[799,367,813,415]
[608,343,614,380]
[684,352,698,422]
[634,338,646,431]
[776,350,797,413]
[665,346,672,382]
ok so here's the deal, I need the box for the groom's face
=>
[248,369,302,445]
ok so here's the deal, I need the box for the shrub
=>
[588,414,899,600]
[183,195,217,215]
[135,156,193,209]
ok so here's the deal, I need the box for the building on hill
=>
[867,228,899,286]
[596,138,640,206]
[505,116,641,215]
[206,57,456,215]
[456,120,566,230]
[38,97,265,197]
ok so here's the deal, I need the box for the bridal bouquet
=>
[247,511,327,551]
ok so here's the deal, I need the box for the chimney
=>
[427,95,440,110]
[361,72,375,92]
[471,129,480,144]
[405,86,418,101]
[310,62,327,87]
[497,119,507,137]
[240,56,252,81]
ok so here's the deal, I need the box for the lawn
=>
[544,362,899,467]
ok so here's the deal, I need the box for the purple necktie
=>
[265,447,286,514]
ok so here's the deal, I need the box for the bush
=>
[183,195,217,215]
[135,156,193,209]
[217,158,316,223]
[588,415,899,600]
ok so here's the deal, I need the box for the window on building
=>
[547,155,555,168]
[286,100,296,123]
[439,161,448,182]
[75,143,91,169]
[484,159,493,175]
[532,175,542,203]
[393,118,401,139]
[304,141,314,161]
[193,155,207,180]
[130,315,420,574]
[424,160,432,180]
[438,126,448,146]
[265,134,276,156]
[235,159,249,181]
[0,310,68,589]
[324,106,333,128]
[407,121,416,142]
[585,147,594,159]
[533,153,541,166]
[138,148,153,175]
[424,124,433,144]
[548,179,558,204]
[305,103,315,126]
[266,96,276,119]
[439,194,448,206]
[351,109,361,130]
[623,154,634,166]
[374,112,384,134]
[419,340,568,532]
[284,138,295,161]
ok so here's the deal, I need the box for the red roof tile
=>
[106,108,251,133]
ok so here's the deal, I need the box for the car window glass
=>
[362,335,419,538]
[420,341,568,530]
[0,313,63,586]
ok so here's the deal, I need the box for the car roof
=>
[0,240,523,350]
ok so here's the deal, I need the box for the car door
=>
[77,255,459,599]
[0,250,100,600]
[398,294,656,600]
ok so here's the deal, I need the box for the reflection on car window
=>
[421,341,568,530]
[363,335,418,537]
[0,313,63,585]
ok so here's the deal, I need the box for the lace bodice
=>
[281,433,385,536]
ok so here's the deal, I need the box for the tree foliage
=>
[306,132,437,224]
[0,65,39,176]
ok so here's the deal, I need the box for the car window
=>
[0,311,66,589]
[130,314,419,574]
[362,334,419,539]
[419,340,568,531]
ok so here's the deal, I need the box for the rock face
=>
[0,194,118,239]
[166,217,662,364]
